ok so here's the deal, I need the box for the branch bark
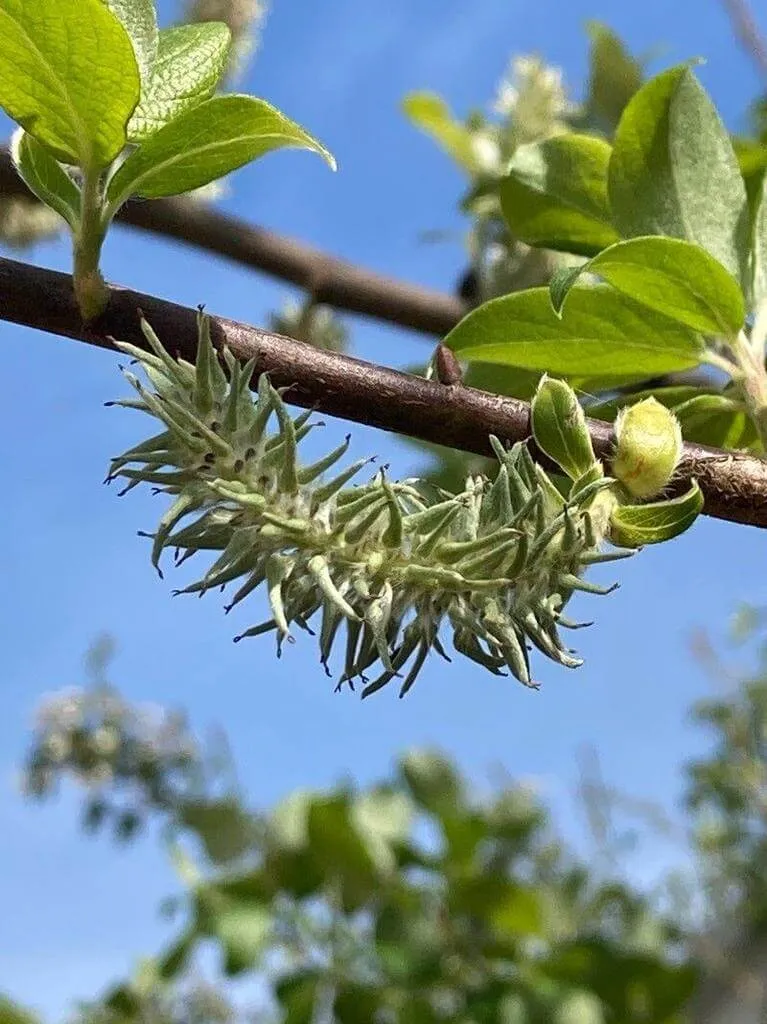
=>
[0,149,467,338]
[3,254,767,529]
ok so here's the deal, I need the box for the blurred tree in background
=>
[7,615,767,1023]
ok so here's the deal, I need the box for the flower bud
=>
[612,398,682,500]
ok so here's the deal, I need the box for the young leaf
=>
[465,362,646,401]
[202,889,272,975]
[735,136,767,212]
[402,92,484,175]
[609,482,703,546]
[10,129,80,229]
[128,23,232,142]
[0,0,140,168]
[106,94,335,211]
[444,285,704,380]
[751,170,767,309]
[531,376,597,481]
[583,22,642,133]
[673,394,759,450]
[587,385,720,421]
[501,135,620,257]
[608,65,749,286]
[550,236,745,336]
[104,0,158,87]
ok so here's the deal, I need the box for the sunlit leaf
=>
[609,65,749,286]
[107,94,335,209]
[501,135,619,257]
[0,0,140,167]
[11,130,80,229]
[609,482,703,547]
[445,286,704,380]
[128,23,231,141]
[550,236,745,336]
[402,92,484,174]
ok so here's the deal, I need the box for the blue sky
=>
[2,0,767,1015]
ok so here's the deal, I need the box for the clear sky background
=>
[2,0,767,1016]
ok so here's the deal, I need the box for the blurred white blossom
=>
[0,195,63,249]
[23,684,209,840]
[493,55,578,143]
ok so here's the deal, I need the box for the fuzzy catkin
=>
[107,315,633,697]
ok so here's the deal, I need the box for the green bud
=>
[531,375,597,481]
[611,398,682,500]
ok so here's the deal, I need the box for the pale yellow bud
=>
[612,398,683,500]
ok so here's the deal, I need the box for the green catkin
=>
[106,314,697,697]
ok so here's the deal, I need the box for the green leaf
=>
[128,23,232,142]
[588,386,708,423]
[104,0,158,87]
[199,887,272,976]
[334,985,381,1024]
[11,129,80,229]
[673,394,759,450]
[399,750,464,819]
[352,788,413,873]
[106,94,335,210]
[0,996,40,1024]
[531,376,597,481]
[583,22,643,133]
[735,136,767,214]
[445,286,704,380]
[550,236,745,336]
[501,135,620,257]
[402,92,483,174]
[466,360,665,397]
[103,986,141,1017]
[178,798,256,863]
[156,930,196,980]
[307,795,378,913]
[464,362,544,400]
[489,883,544,937]
[609,482,703,546]
[553,992,605,1024]
[449,874,543,935]
[275,973,320,1024]
[751,169,767,308]
[0,0,140,168]
[269,789,313,849]
[608,65,749,286]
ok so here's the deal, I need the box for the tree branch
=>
[0,149,467,338]
[4,254,767,528]
[720,0,767,82]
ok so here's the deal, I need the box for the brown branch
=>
[721,0,767,82]
[0,149,467,338]
[3,255,767,528]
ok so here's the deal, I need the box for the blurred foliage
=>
[21,635,241,844]
[16,614,767,1022]
[686,608,767,934]
[268,298,349,354]
[0,194,64,249]
[182,0,268,83]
